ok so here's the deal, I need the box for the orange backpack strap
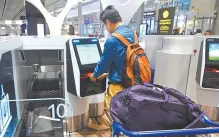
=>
[112,33,131,46]
[112,32,139,46]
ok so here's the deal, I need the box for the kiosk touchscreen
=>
[66,38,106,97]
[196,38,219,89]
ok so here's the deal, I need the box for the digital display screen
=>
[209,43,219,61]
[76,44,100,65]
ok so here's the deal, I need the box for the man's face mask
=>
[105,20,113,34]
[104,29,110,38]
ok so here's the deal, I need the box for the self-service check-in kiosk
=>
[195,38,219,121]
[66,38,106,97]
[196,38,219,89]
[65,38,106,124]
[196,38,219,120]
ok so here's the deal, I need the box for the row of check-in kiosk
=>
[1,35,219,137]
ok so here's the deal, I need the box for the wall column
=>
[25,1,46,35]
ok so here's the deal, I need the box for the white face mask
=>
[104,29,110,39]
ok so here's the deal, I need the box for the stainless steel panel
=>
[89,102,104,117]
[36,72,61,79]
[62,119,69,137]
[67,112,89,132]
[16,50,64,66]
[40,65,63,72]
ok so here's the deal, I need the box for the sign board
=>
[157,7,175,35]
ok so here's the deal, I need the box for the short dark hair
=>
[196,29,202,33]
[100,5,122,24]
[206,29,212,33]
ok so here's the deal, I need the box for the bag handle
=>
[143,83,169,107]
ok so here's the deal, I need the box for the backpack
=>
[112,32,151,86]
[110,83,207,132]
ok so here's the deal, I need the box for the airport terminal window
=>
[76,44,100,65]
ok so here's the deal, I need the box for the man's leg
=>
[105,84,124,110]
[104,84,124,124]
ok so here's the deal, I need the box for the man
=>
[205,29,212,35]
[195,29,202,35]
[173,28,180,35]
[90,5,135,109]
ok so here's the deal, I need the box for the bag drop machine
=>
[0,36,107,137]
[153,36,219,121]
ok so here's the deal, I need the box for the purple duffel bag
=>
[110,83,207,131]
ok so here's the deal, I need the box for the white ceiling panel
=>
[0,0,156,21]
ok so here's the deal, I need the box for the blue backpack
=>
[110,83,207,131]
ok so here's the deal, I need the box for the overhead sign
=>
[157,7,175,35]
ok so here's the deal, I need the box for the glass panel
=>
[0,98,73,137]
[146,19,151,34]
[150,17,155,34]
[195,19,202,31]
[82,0,101,37]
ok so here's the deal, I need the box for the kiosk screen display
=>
[209,43,219,61]
[76,44,100,65]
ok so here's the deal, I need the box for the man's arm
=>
[92,38,116,78]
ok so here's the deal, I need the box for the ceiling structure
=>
[144,0,159,12]
[0,0,158,21]
[0,0,69,20]
[0,0,25,20]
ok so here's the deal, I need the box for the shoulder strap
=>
[112,31,139,47]
[112,33,130,46]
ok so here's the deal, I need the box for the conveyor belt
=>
[28,78,63,99]
[13,75,66,137]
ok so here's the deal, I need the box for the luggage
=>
[112,32,151,87]
[110,83,207,131]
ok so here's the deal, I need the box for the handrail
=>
[112,115,219,137]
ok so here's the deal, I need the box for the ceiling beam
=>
[1,0,6,20]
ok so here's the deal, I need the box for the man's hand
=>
[97,73,108,80]
[90,74,97,82]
